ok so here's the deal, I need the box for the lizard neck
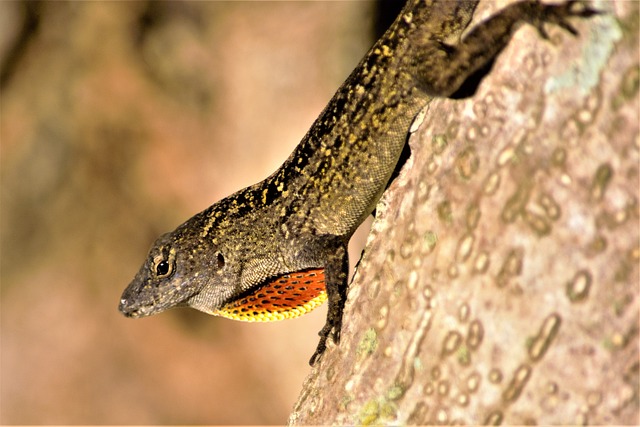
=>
[259,3,434,238]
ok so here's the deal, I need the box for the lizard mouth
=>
[118,298,163,318]
[213,268,327,322]
[119,298,144,318]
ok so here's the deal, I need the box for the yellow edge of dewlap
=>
[213,291,328,322]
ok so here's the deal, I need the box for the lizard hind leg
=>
[411,0,601,100]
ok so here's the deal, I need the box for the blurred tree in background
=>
[1,1,374,423]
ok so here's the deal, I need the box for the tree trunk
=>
[290,1,639,425]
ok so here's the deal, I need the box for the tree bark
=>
[290,1,639,425]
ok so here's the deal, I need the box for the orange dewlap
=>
[213,268,327,322]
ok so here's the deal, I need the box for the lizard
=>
[119,0,599,365]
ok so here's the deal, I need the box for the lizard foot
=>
[531,0,603,39]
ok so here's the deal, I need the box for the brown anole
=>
[119,0,598,365]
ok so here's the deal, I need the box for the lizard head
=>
[118,202,329,322]
[118,226,228,318]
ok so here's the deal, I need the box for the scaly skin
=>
[119,0,599,365]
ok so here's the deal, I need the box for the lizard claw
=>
[566,0,604,18]
[309,340,325,366]
[309,326,330,366]
[557,20,579,36]
[308,316,342,365]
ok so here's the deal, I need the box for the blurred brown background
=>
[0,1,389,424]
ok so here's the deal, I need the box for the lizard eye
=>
[152,254,174,278]
[156,260,170,276]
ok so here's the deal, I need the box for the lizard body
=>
[119,0,598,364]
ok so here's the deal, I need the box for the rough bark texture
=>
[290,1,639,425]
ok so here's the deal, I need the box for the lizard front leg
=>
[308,237,349,366]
